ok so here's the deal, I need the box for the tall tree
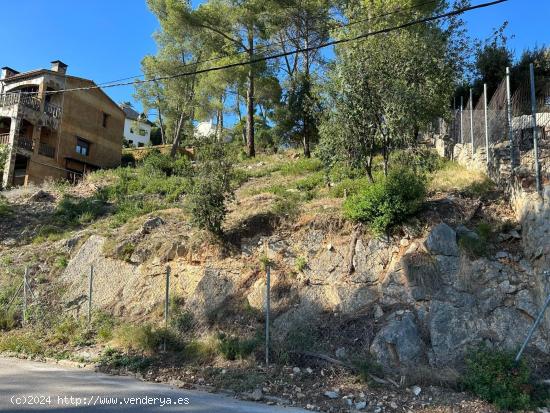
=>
[276,0,332,157]
[183,0,284,157]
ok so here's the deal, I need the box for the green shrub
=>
[0,308,19,331]
[93,311,116,342]
[280,157,323,175]
[0,196,11,217]
[51,316,81,344]
[141,151,192,177]
[217,332,258,361]
[170,310,195,333]
[458,222,492,259]
[121,152,136,167]
[0,331,43,355]
[295,173,324,192]
[295,256,307,272]
[329,177,371,198]
[393,148,446,174]
[344,167,426,234]
[98,348,152,372]
[462,347,546,410]
[353,356,384,383]
[183,338,219,363]
[111,323,158,353]
[187,140,234,235]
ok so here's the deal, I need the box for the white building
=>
[120,103,153,147]
[194,120,232,142]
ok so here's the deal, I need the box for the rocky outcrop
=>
[60,210,550,370]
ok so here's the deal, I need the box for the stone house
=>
[0,61,125,187]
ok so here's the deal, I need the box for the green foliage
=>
[98,348,152,372]
[0,331,43,355]
[462,347,546,410]
[111,323,159,353]
[54,254,69,269]
[183,338,219,364]
[353,356,384,384]
[0,196,11,217]
[93,312,116,342]
[280,157,323,175]
[329,177,371,198]
[0,308,18,331]
[170,310,195,333]
[216,332,258,361]
[295,256,307,272]
[121,152,136,167]
[393,148,446,174]
[458,222,492,259]
[295,172,324,192]
[344,168,426,233]
[187,139,234,235]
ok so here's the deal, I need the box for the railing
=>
[0,133,10,145]
[17,136,33,151]
[44,102,62,119]
[38,142,55,158]
[0,92,41,112]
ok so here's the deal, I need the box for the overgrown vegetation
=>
[344,167,427,234]
[462,347,548,410]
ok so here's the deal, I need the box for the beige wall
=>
[55,77,124,171]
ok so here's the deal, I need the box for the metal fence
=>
[450,64,549,193]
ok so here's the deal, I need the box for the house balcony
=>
[0,92,62,123]
[38,142,56,158]
[0,133,54,157]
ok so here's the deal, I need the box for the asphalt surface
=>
[0,357,309,413]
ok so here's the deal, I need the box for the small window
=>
[102,113,109,128]
[139,129,147,136]
[76,138,90,156]
[138,142,144,147]
[128,140,134,145]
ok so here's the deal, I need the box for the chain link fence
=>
[449,65,549,192]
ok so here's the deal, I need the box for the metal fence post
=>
[460,96,464,144]
[265,262,271,367]
[470,88,475,153]
[529,63,542,193]
[22,267,28,325]
[87,265,93,325]
[164,265,170,352]
[506,66,515,167]
[484,83,490,168]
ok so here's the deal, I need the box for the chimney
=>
[51,60,68,75]
[1,67,19,79]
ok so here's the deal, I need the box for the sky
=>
[0,0,547,119]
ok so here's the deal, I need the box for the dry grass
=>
[429,162,494,197]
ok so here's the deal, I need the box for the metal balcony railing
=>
[17,136,33,151]
[0,92,41,112]
[38,142,55,158]
[44,102,62,119]
[0,133,9,145]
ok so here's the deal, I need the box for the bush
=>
[0,331,43,355]
[111,323,159,353]
[344,167,426,234]
[98,348,152,372]
[187,140,234,235]
[217,332,259,361]
[393,148,446,174]
[280,157,323,175]
[170,310,195,333]
[0,308,18,331]
[462,347,546,410]
[295,256,307,272]
[0,196,11,217]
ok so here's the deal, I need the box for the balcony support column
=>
[2,116,20,188]
[32,125,41,155]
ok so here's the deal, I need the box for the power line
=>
[16,0,508,96]
[93,0,441,89]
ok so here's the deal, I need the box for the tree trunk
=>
[157,105,165,145]
[170,111,186,158]
[246,29,255,157]
[302,34,311,158]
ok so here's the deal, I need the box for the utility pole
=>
[164,265,170,352]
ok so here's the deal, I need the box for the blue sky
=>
[0,0,547,118]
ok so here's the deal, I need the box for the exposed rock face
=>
[370,311,427,367]
[60,208,550,370]
[424,223,459,257]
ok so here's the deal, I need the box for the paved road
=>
[0,357,308,413]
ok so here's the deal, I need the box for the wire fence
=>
[449,64,549,192]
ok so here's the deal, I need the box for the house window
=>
[102,113,109,128]
[139,129,147,136]
[138,142,144,147]
[76,138,90,156]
